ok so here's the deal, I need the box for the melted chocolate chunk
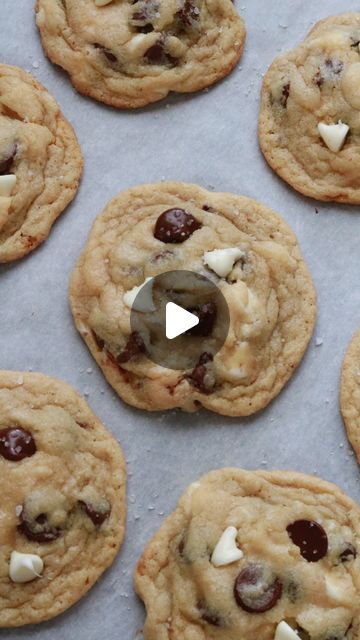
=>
[340,544,357,563]
[187,302,217,337]
[93,331,105,350]
[0,427,36,461]
[79,501,110,526]
[351,35,360,48]
[176,1,200,29]
[144,41,178,66]
[0,144,17,175]
[93,43,118,64]
[154,208,202,243]
[314,59,343,87]
[287,520,328,562]
[198,602,221,627]
[151,249,174,263]
[280,82,290,108]
[117,331,146,364]
[187,353,215,394]
[18,513,61,543]
[234,564,283,613]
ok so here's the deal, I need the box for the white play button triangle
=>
[166,302,199,340]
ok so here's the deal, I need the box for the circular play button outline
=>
[130,270,230,371]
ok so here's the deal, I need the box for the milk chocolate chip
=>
[234,564,283,613]
[287,520,328,562]
[154,208,202,243]
[0,427,36,461]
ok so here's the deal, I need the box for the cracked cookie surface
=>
[0,64,82,263]
[135,468,360,640]
[69,182,316,416]
[259,12,360,203]
[35,0,246,109]
[0,370,126,627]
[341,330,360,463]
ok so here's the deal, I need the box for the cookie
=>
[35,0,246,109]
[259,12,360,203]
[69,182,316,416]
[135,467,360,640]
[0,371,126,627]
[341,330,360,463]
[0,64,82,263]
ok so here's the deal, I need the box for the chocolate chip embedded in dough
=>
[287,519,328,562]
[0,427,36,461]
[154,208,202,243]
[234,563,283,613]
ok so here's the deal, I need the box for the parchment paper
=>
[1,1,360,638]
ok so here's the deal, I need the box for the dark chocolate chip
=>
[79,501,111,526]
[93,43,118,64]
[151,249,174,263]
[0,427,36,461]
[280,82,290,108]
[198,602,221,627]
[176,0,200,29]
[187,302,217,337]
[287,520,328,562]
[340,544,357,563]
[0,143,17,175]
[187,352,215,394]
[117,331,146,364]
[144,41,178,65]
[18,512,61,543]
[154,208,202,243]
[92,331,105,350]
[234,564,283,613]
[314,59,343,87]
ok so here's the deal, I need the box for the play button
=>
[166,302,199,339]
[130,270,230,370]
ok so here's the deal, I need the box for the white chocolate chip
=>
[9,551,43,583]
[0,174,16,197]
[318,121,349,152]
[325,575,349,604]
[204,248,245,278]
[94,0,113,6]
[211,526,243,567]
[123,277,155,313]
[274,621,299,640]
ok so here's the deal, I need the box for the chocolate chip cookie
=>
[0,64,82,263]
[69,182,316,416]
[259,12,360,203]
[0,370,126,626]
[35,0,246,109]
[341,330,360,463]
[135,468,360,640]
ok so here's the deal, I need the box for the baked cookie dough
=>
[69,182,316,416]
[341,329,360,463]
[0,64,82,263]
[0,371,126,627]
[135,468,360,640]
[259,12,360,203]
[35,0,246,109]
